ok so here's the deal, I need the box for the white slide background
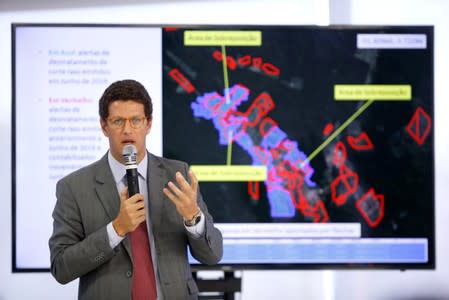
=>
[14,26,162,269]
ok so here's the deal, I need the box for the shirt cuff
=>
[184,211,206,238]
[107,222,125,249]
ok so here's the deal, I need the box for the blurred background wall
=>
[1,0,447,299]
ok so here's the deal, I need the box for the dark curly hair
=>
[99,79,153,121]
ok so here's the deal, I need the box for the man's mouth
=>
[121,140,135,145]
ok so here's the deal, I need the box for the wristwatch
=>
[184,210,202,227]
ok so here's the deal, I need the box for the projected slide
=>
[162,27,434,266]
[12,25,434,271]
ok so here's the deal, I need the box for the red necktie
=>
[129,220,157,300]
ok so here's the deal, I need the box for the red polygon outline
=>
[405,106,432,145]
[355,188,385,228]
[347,131,374,151]
[168,68,196,93]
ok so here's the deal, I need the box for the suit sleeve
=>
[182,163,223,265]
[49,178,116,284]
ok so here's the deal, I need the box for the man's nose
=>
[122,119,133,132]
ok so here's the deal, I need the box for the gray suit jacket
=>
[49,152,223,300]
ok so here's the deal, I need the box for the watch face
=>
[185,212,201,226]
[194,214,201,225]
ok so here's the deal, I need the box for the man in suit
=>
[49,79,223,300]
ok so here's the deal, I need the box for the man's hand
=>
[112,187,146,237]
[163,170,200,220]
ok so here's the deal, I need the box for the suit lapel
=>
[94,154,119,220]
[94,153,132,257]
[147,153,164,232]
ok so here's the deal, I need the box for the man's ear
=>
[146,118,153,135]
[100,119,109,137]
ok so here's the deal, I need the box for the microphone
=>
[122,144,140,197]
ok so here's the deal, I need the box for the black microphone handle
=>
[126,167,140,197]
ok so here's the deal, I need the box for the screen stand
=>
[193,271,242,300]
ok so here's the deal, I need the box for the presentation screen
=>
[12,24,434,271]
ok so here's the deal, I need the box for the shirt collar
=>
[108,150,148,184]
